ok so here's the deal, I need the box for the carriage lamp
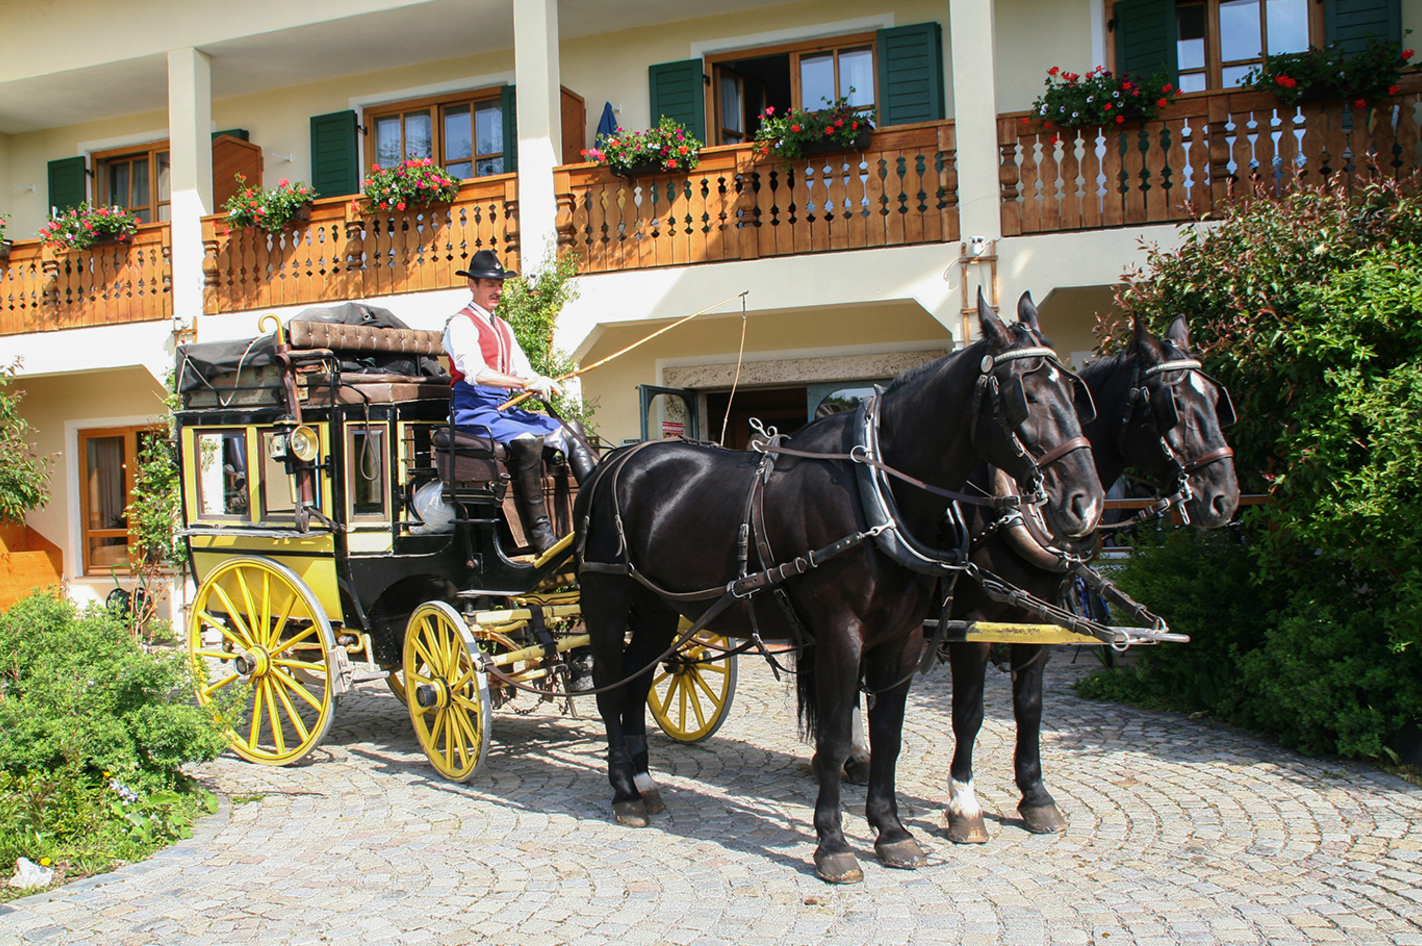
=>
[288,425,320,463]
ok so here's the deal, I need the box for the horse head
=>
[1121,316,1240,528]
[974,290,1103,541]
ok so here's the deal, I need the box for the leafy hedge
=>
[1080,182,1422,759]
[0,592,225,888]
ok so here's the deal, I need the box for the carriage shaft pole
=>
[486,633,591,668]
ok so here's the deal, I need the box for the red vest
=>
[449,305,518,385]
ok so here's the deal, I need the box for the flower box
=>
[798,127,872,157]
[610,159,670,180]
[0,240,10,262]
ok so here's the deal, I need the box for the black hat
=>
[456,250,517,281]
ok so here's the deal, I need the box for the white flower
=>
[1113,91,1121,98]
[1086,95,1094,103]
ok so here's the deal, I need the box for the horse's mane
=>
[881,322,1043,399]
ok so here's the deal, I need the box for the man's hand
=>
[526,375,561,400]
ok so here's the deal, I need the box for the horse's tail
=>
[795,649,817,741]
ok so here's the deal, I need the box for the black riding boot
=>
[508,437,557,553]
[562,421,598,484]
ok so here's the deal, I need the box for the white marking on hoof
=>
[633,772,657,795]
[948,778,981,819]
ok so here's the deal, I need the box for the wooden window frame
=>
[92,141,171,223]
[363,88,506,180]
[1109,0,1324,93]
[345,424,390,524]
[706,32,878,146]
[79,425,162,576]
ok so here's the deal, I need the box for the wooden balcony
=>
[0,224,171,337]
[555,120,958,273]
[201,175,519,315]
[998,73,1422,235]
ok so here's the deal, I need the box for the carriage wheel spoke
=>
[248,678,266,747]
[271,657,326,673]
[259,571,273,645]
[211,585,254,645]
[236,569,262,644]
[194,649,237,662]
[269,677,311,743]
[268,624,317,658]
[451,693,482,714]
[201,672,240,698]
[429,708,447,745]
[270,667,324,711]
[265,680,287,756]
[268,591,300,646]
[412,626,439,672]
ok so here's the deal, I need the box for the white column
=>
[513,0,561,277]
[168,47,212,330]
[948,0,1001,243]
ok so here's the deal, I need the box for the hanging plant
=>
[40,204,140,252]
[222,175,316,233]
[1241,40,1414,107]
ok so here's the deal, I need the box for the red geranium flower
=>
[1048,66,1060,76]
[1157,98,1168,107]
[1115,115,1125,124]
[791,124,801,133]
[1404,49,1414,59]
[1390,84,1402,95]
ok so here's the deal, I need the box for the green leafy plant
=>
[358,158,460,213]
[1085,179,1422,759]
[1242,40,1413,107]
[0,360,50,525]
[1030,66,1177,129]
[40,204,140,252]
[753,95,875,160]
[497,252,596,432]
[581,116,703,173]
[221,174,316,233]
[0,212,10,243]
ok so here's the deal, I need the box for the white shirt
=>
[442,301,535,385]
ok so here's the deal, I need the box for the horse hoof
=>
[945,811,989,844]
[813,851,864,885]
[842,755,871,785]
[613,798,651,827]
[1019,803,1067,835]
[875,837,927,870]
[640,785,666,815]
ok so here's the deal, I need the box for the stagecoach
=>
[176,307,736,781]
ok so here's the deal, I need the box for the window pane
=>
[721,72,743,135]
[475,101,503,157]
[1222,63,1255,87]
[131,157,149,210]
[444,104,473,163]
[375,116,403,168]
[1220,0,1262,62]
[350,428,386,517]
[447,161,474,179]
[157,205,170,223]
[1266,0,1309,54]
[259,431,296,520]
[86,436,127,531]
[156,152,170,202]
[476,157,504,176]
[800,52,835,107]
[1177,3,1207,71]
[109,163,129,208]
[131,208,151,224]
[196,431,248,518]
[89,536,128,568]
[1178,72,1208,93]
[405,111,432,161]
[839,48,874,106]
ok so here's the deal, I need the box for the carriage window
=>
[348,426,388,519]
[195,430,249,520]
[258,430,297,521]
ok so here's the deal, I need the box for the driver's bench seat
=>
[431,427,576,551]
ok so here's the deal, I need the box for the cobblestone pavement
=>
[3,654,1420,946]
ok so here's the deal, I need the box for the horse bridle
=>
[1118,357,1236,525]
[974,346,1096,506]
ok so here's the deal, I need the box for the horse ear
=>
[1165,315,1192,351]
[1132,315,1166,363]
[978,287,1011,349]
[1017,291,1041,330]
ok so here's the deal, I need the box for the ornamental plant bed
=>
[41,204,140,252]
[1029,66,1177,130]
[753,96,875,161]
[1242,40,1414,107]
[357,158,461,215]
[610,159,670,180]
[581,116,703,175]
[798,126,872,157]
[222,175,316,233]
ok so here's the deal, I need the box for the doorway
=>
[704,386,808,450]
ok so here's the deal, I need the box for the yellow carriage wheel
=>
[403,601,491,782]
[648,629,738,743]
[384,669,407,705]
[188,556,338,765]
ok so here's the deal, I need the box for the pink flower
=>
[278,178,289,187]
[765,106,775,115]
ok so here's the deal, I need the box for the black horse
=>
[933,314,1240,842]
[574,292,1105,884]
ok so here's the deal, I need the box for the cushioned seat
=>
[433,426,507,483]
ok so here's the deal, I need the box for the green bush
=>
[1083,181,1422,759]
[0,592,224,887]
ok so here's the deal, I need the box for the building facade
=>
[1,0,1415,609]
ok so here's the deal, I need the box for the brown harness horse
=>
[573,292,1105,884]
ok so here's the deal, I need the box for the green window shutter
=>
[1324,0,1402,54]
[1113,0,1179,84]
[211,128,249,141]
[648,60,706,141]
[876,23,945,126]
[501,85,518,174]
[47,156,88,213]
[309,110,359,198]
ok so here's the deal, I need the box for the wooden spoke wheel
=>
[188,556,337,766]
[648,629,738,743]
[384,668,408,705]
[404,601,491,782]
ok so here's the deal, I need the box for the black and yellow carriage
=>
[177,308,736,781]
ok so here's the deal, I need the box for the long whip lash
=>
[497,291,747,411]
[718,292,750,446]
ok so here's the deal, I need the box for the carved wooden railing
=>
[0,225,171,336]
[556,120,958,272]
[202,175,519,315]
[998,73,1422,235]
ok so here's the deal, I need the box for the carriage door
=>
[637,386,700,443]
